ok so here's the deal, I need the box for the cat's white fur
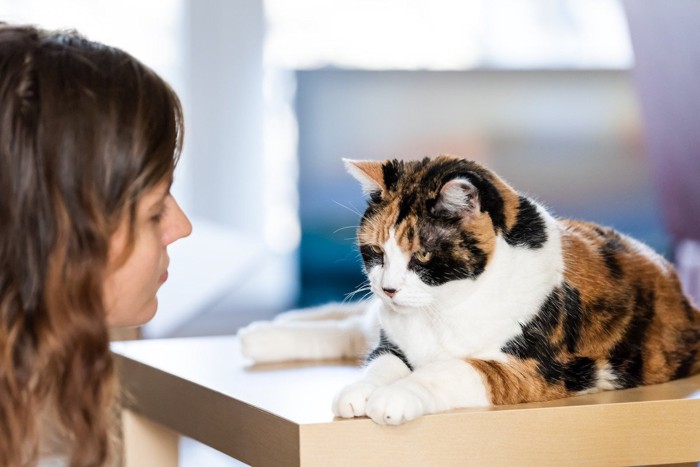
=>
[239,201,566,424]
[238,300,379,363]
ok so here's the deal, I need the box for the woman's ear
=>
[343,158,386,196]
[433,178,480,219]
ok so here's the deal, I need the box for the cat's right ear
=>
[433,178,480,220]
[343,159,386,196]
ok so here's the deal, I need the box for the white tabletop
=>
[112,335,700,466]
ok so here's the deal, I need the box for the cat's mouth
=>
[384,302,413,315]
[381,295,423,314]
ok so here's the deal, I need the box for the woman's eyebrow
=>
[157,184,171,201]
[145,189,169,212]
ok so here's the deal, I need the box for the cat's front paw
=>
[365,383,426,425]
[332,382,378,418]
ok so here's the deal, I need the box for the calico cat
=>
[238,155,700,425]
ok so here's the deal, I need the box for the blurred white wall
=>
[0,0,299,337]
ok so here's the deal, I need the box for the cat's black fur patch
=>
[406,225,416,244]
[409,230,487,286]
[588,297,631,331]
[503,283,594,391]
[458,231,488,277]
[563,357,597,391]
[538,358,566,385]
[502,286,563,363]
[367,329,413,371]
[360,244,383,269]
[562,284,583,353]
[382,159,405,192]
[504,196,548,249]
[608,285,655,388]
[600,235,626,280]
[396,191,416,225]
[674,351,696,379]
[672,329,700,379]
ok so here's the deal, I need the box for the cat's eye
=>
[369,244,383,255]
[415,250,432,263]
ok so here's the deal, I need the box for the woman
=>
[0,24,192,466]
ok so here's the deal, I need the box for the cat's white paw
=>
[332,382,378,418]
[237,321,289,363]
[272,308,312,322]
[365,383,426,425]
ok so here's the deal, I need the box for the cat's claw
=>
[332,382,378,418]
[365,383,426,425]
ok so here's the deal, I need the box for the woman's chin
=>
[107,297,159,328]
[137,297,159,326]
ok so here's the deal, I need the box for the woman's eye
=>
[415,249,432,263]
[151,211,165,223]
[369,244,383,255]
[150,202,169,224]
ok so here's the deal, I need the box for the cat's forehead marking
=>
[394,216,418,251]
[359,195,420,252]
[360,157,522,257]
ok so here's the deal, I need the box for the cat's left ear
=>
[434,178,480,218]
[343,159,386,195]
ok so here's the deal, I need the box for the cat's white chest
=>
[379,306,517,367]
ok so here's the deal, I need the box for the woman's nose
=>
[163,196,192,245]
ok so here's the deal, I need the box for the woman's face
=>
[103,181,192,327]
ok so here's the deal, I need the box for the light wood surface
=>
[122,410,179,467]
[112,335,700,466]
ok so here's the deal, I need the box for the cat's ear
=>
[434,178,480,218]
[343,159,386,195]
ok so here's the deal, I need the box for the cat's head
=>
[346,155,523,312]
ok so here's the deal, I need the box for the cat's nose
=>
[382,288,398,298]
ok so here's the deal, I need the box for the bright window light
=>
[0,0,190,211]
[264,0,633,70]
[0,0,184,81]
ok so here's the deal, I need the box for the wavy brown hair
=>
[0,24,183,466]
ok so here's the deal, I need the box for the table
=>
[112,335,700,466]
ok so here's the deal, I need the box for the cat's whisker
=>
[356,291,375,304]
[333,225,359,235]
[344,287,371,303]
[344,289,375,306]
[343,280,372,303]
[332,200,363,217]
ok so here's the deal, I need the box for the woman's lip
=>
[159,271,169,284]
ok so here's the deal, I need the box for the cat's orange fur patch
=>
[561,220,700,385]
[468,358,571,405]
[350,160,387,191]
